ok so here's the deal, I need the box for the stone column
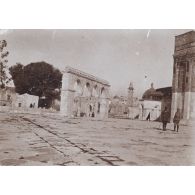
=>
[183,60,192,120]
[190,61,195,121]
[99,98,109,119]
[171,62,179,121]
[99,87,110,119]
[60,72,75,117]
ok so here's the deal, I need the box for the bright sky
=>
[0,29,190,97]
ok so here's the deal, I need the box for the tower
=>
[171,31,195,123]
[128,82,134,106]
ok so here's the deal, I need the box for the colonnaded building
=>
[171,30,195,123]
[60,66,110,119]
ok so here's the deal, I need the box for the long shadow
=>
[154,127,179,133]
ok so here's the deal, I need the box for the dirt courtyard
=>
[0,112,194,165]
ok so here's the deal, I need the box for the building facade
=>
[171,31,195,123]
[140,83,163,121]
[141,84,172,121]
[60,66,110,119]
[15,93,39,108]
[0,87,39,109]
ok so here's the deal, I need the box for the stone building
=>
[15,93,39,108]
[109,95,129,118]
[140,83,163,121]
[140,84,173,121]
[156,87,172,120]
[60,66,110,119]
[0,87,15,107]
[109,82,140,119]
[171,31,195,123]
[0,87,39,109]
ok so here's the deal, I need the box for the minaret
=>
[128,82,134,106]
[151,82,154,89]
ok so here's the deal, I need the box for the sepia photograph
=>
[0,29,195,166]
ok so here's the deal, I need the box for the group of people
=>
[161,107,181,132]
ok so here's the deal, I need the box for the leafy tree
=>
[9,61,62,107]
[9,63,27,93]
[0,40,10,88]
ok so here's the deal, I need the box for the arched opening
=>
[83,82,91,97]
[74,79,82,96]
[88,103,95,117]
[89,104,92,112]
[100,87,106,98]
[92,85,99,97]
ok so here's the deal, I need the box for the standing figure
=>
[173,109,181,132]
[146,112,151,121]
[161,107,169,131]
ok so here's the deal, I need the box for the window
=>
[18,103,22,107]
[186,77,188,84]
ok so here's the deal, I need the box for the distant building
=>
[140,83,163,121]
[0,87,39,110]
[15,93,39,109]
[109,82,140,119]
[142,83,163,101]
[109,95,129,118]
[141,84,172,121]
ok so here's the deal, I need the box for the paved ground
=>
[0,112,195,165]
